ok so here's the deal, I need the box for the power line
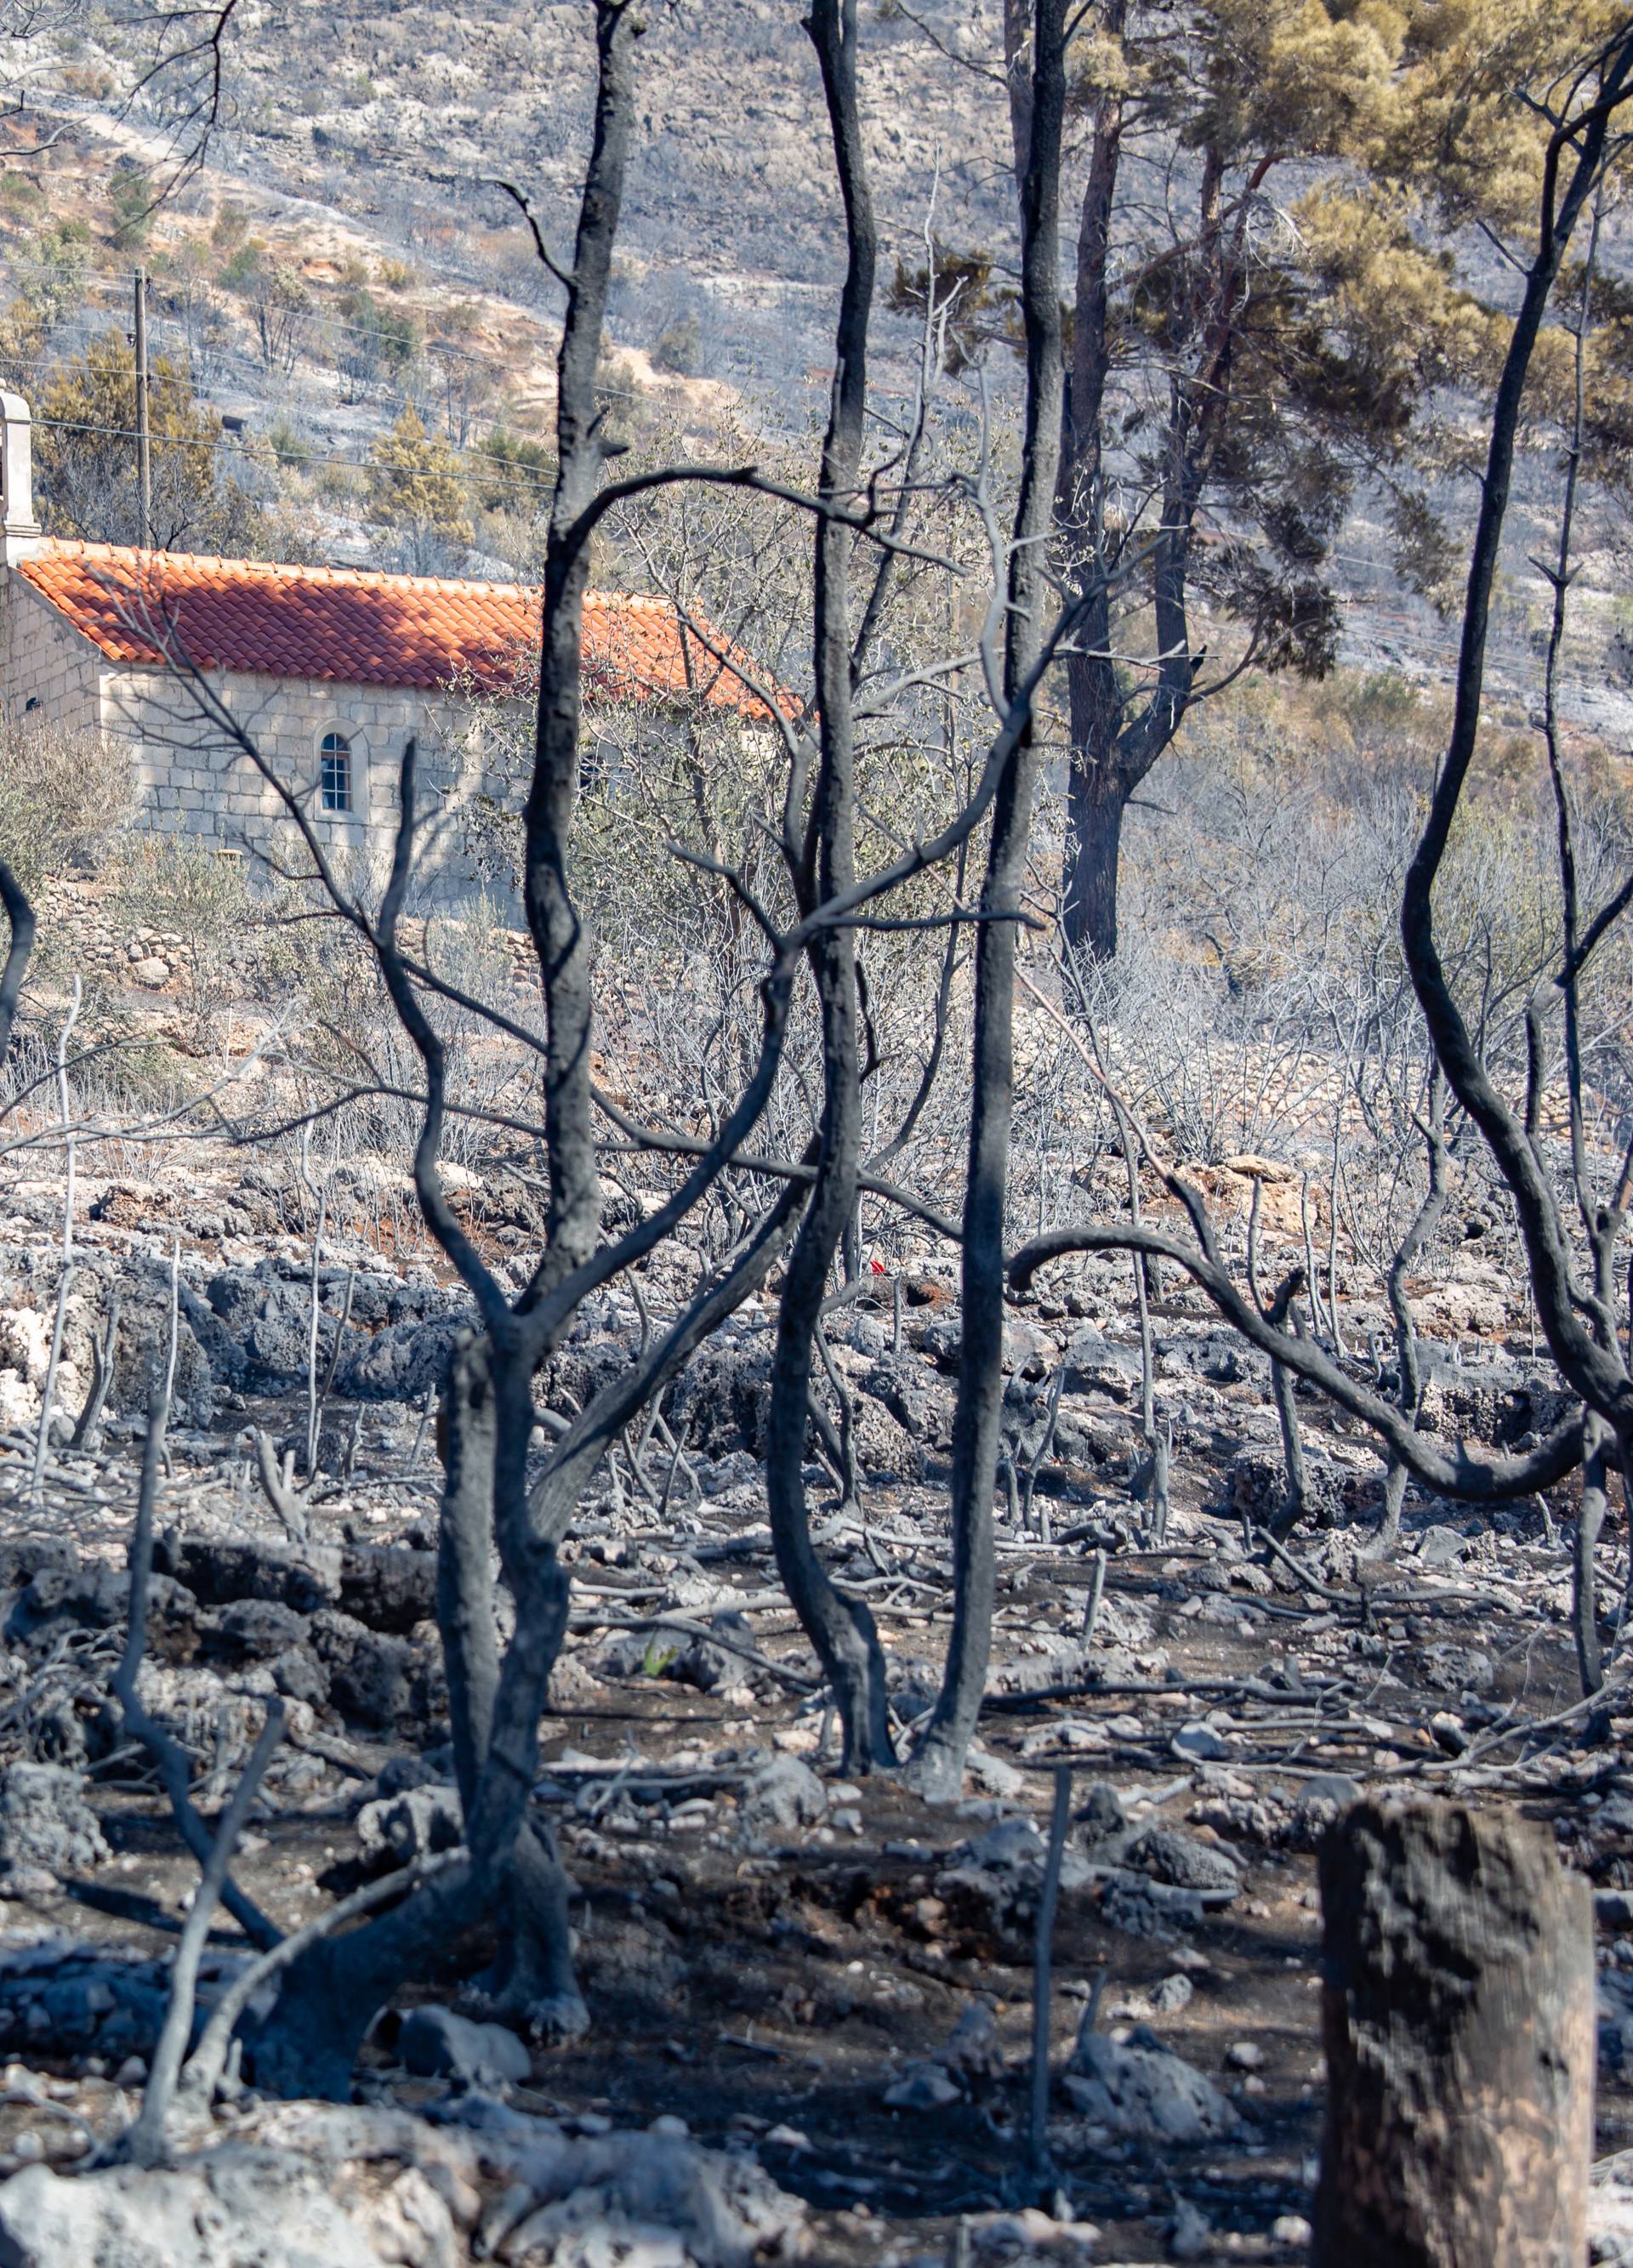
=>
[0,305,642,430]
[3,263,659,402]
[7,263,563,372]
[29,410,560,507]
[0,332,560,458]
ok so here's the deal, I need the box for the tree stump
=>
[1315,1798,1593,2268]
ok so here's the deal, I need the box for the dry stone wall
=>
[0,577,100,732]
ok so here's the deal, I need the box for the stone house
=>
[0,391,768,903]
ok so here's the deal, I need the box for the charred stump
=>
[1315,1798,1593,2268]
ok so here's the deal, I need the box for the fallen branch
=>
[111,1394,282,1953]
[122,1697,284,2166]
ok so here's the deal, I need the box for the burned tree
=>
[908,0,1067,1799]
[111,0,1104,2089]
[761,0,897,1772]
[1315,1799,1594,2268]
[1011,25,1633,1687]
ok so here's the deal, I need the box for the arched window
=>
[319,731,353,813]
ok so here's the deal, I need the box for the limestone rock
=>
[1124,1824,1240,1898]
[883,2061,959,2109]
[309,1610,415,1729]
[1063,2024,1243,2143]
[0,1765,107,1876]
[356,1784,462,1868]
[737,1757,826,1834]
[0,2146,435,2268]
[398,2003,529,2088]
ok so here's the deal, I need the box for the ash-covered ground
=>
[0,1123,1619,2267]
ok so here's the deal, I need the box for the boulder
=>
[737,1757,826,1834]
[883,2061,959,2110]
[1098,1873,1206,1941]
[1288,1772,1361,1853]
[309,1611,416,1730]
[8,1566,197,1655]
[916,1312,963,1369]
[1063,1326,1144,1400]
[0,2090,805,2268]
[464,2116,810,2268]
[668,1342,772,1459]
[203,1265,384,1395]
[1074,1782,1129,1849]
[1408,1643,1494,1697]
[0,2146,430,2268]
[0,1941,168,2061]
[398,2003,529,2088]
[1171,1720,1231,1763]
[203,1598,311,1663]
[862,1356,953,1447]
[336,1318,467,1405]
[943,2000,1005,2081]
[356,1784,462,1868]
[1415,1524,1471,1566]
[0,1765,107,1875]
[338,1546,437,1636]
[0,1540,76,1594]
[159,1537,341,1617]
[1064,2024,1243,2142]
[1124,1825,1240,1898]
[668,1610,754,1695]
[269,1646,329,1709]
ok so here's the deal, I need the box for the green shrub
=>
[0,721,131,894]
[652,312,699,376]
[107,158,152,253]
[108,833,255,1040]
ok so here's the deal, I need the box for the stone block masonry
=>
[106,668,493,904]
[2,571,506,908]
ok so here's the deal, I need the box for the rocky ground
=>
[0,1085,1618,2267]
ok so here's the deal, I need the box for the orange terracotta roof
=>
[14,540,773,717]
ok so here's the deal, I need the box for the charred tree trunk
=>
[909,0,1067,1800]
[763,0,895,1775]
[1377,1453,1409,1551]
[1061,719,1127,963]
[1050,0,1127,970]
[1573,1412,1612,1697]
[250,1335,578,2098]
[1377,1073,1449,1555]
[1399,37,1633,1442]
[438,1334,580,2024]
[249,1864,485,2103]
[1266,1356,1310,1537]
[0,860,35,1070]
[1315,1799,1594,2268]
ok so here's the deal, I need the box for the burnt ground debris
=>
[0,1153,1618,2262]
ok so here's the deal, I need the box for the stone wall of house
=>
[0,566,515,904]
[1,575,101,732]
[100,666,504,907]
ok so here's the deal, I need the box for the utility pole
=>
[134,269,151,550]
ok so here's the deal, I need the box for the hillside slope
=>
[2,1,1630,739]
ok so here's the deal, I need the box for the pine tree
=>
[35,333,257,554]
[366,406,475,571]
[898,0,1633,957]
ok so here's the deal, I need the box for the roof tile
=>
[16,541,775,719]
